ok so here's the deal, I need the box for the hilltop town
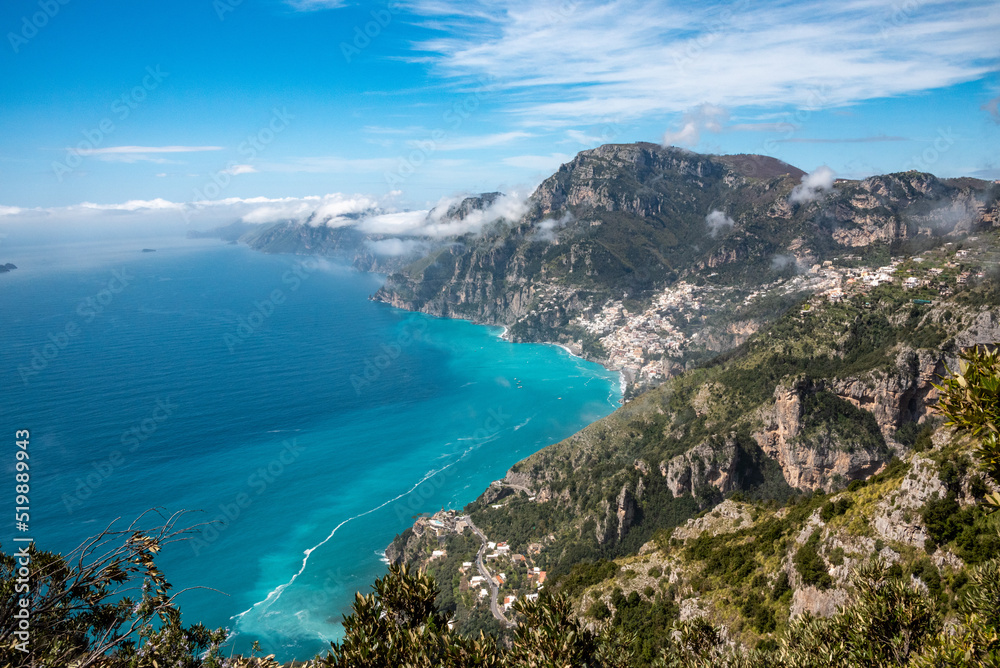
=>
[573,238,998,393]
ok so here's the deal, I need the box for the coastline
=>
[549,342,628,401]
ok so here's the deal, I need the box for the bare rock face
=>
[671,500,755,541]
[532,143,728,218]
[828,349,944,445]
[754,381,885,492]
[664,437,738,498]
[871,456,946,549]
[616,484,637,541]
[821,172,996,247]
[790,585,850,618]
[953,308,1000,350]
[679,596,708,622]
[595,482,639,544]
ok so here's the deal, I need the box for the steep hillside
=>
[561,431,999,664]
[386,252,1000,650]
[375,144,999,390]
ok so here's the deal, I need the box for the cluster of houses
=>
[413,510,470,541]
[571,238,997,391]
[458,541,548,611]
[804,242,995,306]
[419,508,550,617]
[575,282,711,383]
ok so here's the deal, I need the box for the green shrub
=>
[588,599,611,620]
[794,531,833,589]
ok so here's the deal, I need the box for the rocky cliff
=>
[390,268,1000,605]
[375,144,999,361]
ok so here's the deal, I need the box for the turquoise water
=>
[0,239,619,661]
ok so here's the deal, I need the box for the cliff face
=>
[754,382,886,492]
[827,173,996,247]
[388,275,1000,596]
[375,144,813,331]
[662,437,739,499]
[375,145,999,362]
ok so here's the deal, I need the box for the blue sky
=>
[0,0,998,230]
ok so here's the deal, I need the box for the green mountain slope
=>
[386,250,1000,657]
[375,144,998,349]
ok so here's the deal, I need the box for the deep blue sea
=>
[0,238,619,661]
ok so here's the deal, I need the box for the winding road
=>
[462,515,516,628]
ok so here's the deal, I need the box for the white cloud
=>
[705,209,735,237]
[358,210,431,235]
[222,164,258,175]
[407,0,1000,125]
[770,254,802,272]
[73,145,224,164]
[534,211,574,243]
[79,198,185,211]
[233,193,379,226]
[0,190,528,241]
[365,238,430,256]
[283,0,348,9]
[565,129,605,145]
[400,191,530,237]
[662,104,729,148]
[417,131,535,151]
[789,166,836,204]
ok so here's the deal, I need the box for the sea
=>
[0,237,620,661]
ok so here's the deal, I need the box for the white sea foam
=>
[232,430,506,627]
[231,466,447,624]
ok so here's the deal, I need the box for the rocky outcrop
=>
[828,349,944,444]
[827,172,997,247]
[671,499,755,541]
[754,381,886,492]
[663,437,739,498]
[871,456,945,549]
[596,483,639,544]
[790,585,850,618]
